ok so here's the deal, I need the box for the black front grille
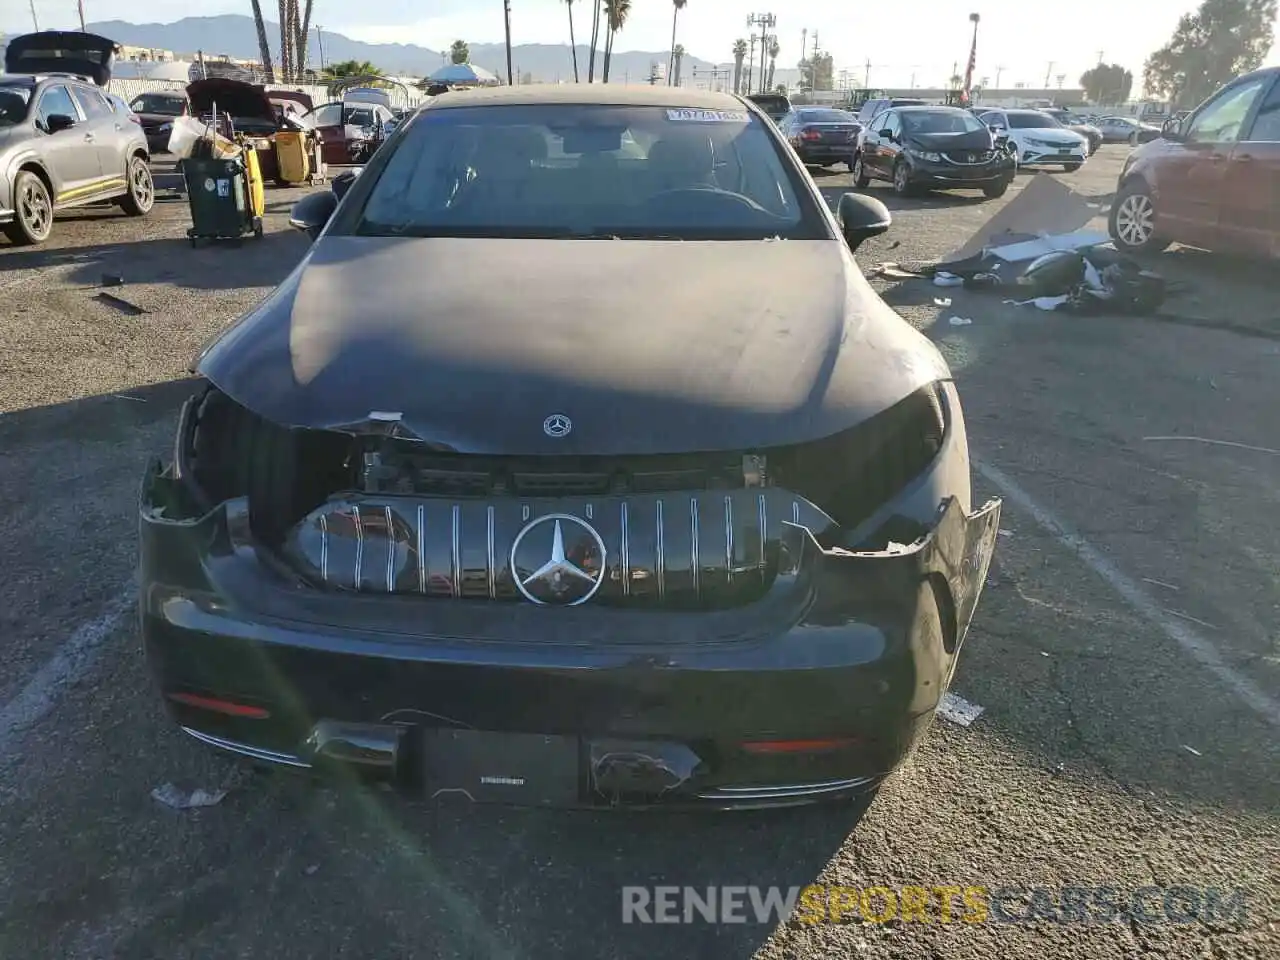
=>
[362,449,756,499]
[943,149,996,164]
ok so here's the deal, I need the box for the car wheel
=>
[852,154,871,189]
[119,155,155,216]
[1063,162,1082,172]
[3,170,54,246]
[983,180,1009,199]
[892,161,913,196]
[1108,182,1170,254]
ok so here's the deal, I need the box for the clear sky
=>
[9,0,1280,91]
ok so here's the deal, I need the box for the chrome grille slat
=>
[353,504,364,590]
[689,497,700,597]
[416,505,427,594]
[289,489,834,609]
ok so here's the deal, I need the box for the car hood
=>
[1021,128,1082,142]
[905,129,994,151]
[195,237,952,456]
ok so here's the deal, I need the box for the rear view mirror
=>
[837,192,891,253]
[289,190,338,241]
[45,113,76,134]
[879,128,893,140]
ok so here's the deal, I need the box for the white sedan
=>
[979,109,1089,170]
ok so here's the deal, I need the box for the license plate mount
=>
[423,729,581,806]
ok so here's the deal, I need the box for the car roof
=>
[896,105,965,113]
[423,84,749,111]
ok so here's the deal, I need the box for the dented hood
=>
[195,236,950,456]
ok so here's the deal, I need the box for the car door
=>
[1217,75,1280,258]
[69,84,124,188]
[1158,74,1271,251]
[867,110,901,177]
[304,102,348,165]
[33,83,102,202]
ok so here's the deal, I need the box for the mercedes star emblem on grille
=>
[543,413,572,438]
[510,514,607,606]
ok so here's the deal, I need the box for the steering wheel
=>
[645,187,770,216]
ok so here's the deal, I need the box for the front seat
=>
[646,134,718,193]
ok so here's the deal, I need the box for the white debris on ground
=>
[938,692,985,727]
[151,782,227,809]
[948,316,973,326]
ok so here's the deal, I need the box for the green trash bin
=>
[183,155,264,246]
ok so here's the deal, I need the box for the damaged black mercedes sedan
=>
[140,85,1001,810]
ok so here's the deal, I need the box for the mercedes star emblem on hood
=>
[510,514,607,606]
[543,413,572,438]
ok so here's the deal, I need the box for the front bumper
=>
[139,428,1001,811]
[1018,144,1087,165]
[904,156,1014,189]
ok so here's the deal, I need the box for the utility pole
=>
[747,12,776,95]
[801,28,807,65]
[1044,61,1055,88]
[29,0,40,30]
[1097,50,1104,65]
[864,58,871,89]
[315,26,326,70]
[995,65,1005,89]
[78,0,87,31]
[503,0,514,86]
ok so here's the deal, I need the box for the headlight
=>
[1026,137,1052,147]
[907,148,943,162]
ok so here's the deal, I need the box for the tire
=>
[119,155,154,217]
[3,169,54,245]
[1063,162,1082,173]
[892,160,913,197]
[983,180,1010,199]
[1108,181,1170,254]
[852,154,871,189]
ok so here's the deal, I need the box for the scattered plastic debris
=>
[938,692,985,727]
[1182,745,1202,757]
[1040,651,1050,657]
[998,528,1014,538]
[111,394,147,403]
[1141,577,1179,592]
[305,864,320,876]
[151,782,227,809]
[1164,609,1219,631]
[948,316,973,326]
[933,297,953,307]
[934,272,964,287]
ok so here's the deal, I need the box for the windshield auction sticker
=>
[665,109,750,123]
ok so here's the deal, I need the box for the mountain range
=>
[80,15,801,87]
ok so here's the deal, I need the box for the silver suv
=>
[0,31,153,246]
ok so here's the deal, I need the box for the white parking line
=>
[975,459,1280,728]
[0,591,132,759]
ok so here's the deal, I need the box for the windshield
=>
[0,86,32,125]
[355,103,823,241]
[130,94,185,115]
[1008,111,1063,129]
[799,109,856,123]
[902,110,986,134]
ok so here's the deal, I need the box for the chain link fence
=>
[106,77,427,109]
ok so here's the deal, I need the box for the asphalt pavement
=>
[0,151,1276,959]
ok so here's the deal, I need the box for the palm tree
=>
[602,0,631,83]
[450,40,471,64]
[588,0,602,82]
[295,0,314,75]
[564,0,580,82]
[671,44,685,87]
[766,38,779,91]
[667,0,687,86]
[731,39,747,94]
[329,59,381,78]
[249,0,276,81]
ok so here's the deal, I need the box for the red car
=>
[1110,67,1280,260]
[301,100,394,166]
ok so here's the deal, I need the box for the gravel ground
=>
[0,150,1276,959]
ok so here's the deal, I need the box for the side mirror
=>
[289,190,338,241]
[45,113,76,134]
[988,124,1001,135]
[1160,117,1183,141]
[878,128,893,140]
[331,168,361,202]
[837,192,891,253]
